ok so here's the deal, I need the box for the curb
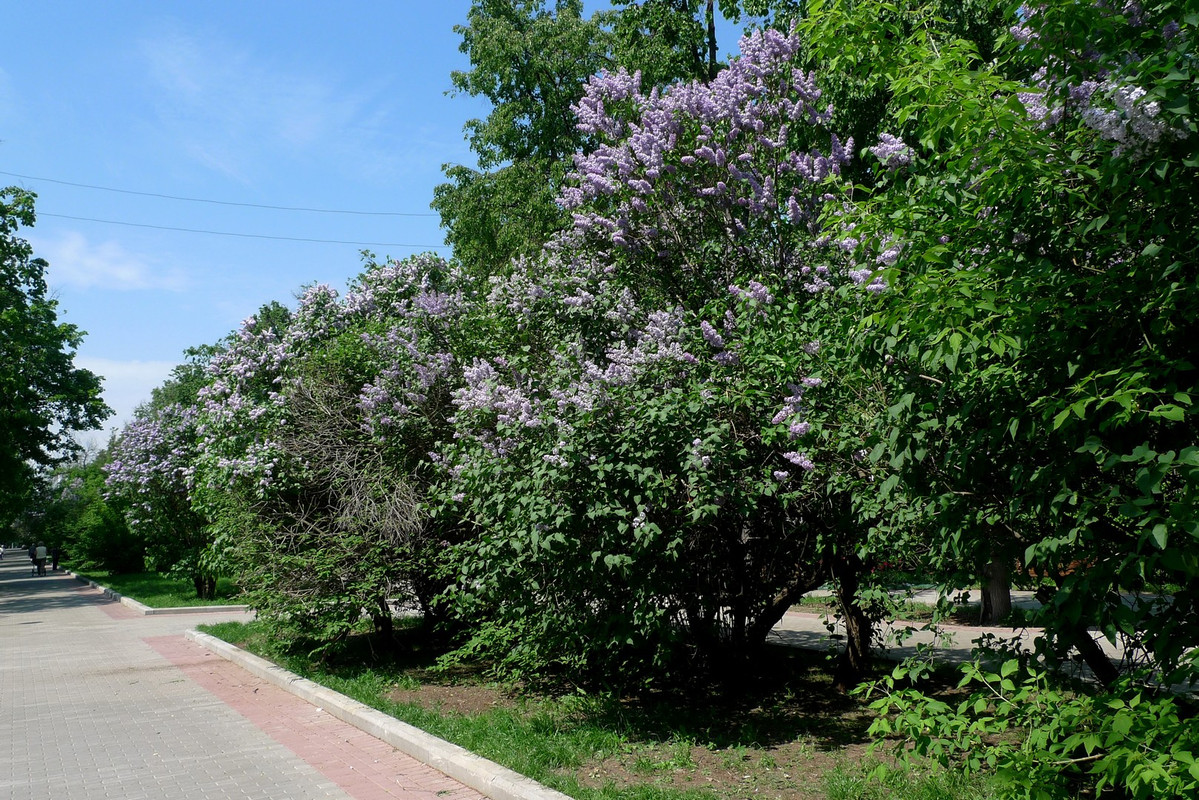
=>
[186,630,573,800]
[69,572,249,616]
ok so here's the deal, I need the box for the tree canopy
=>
[0,187,108,525]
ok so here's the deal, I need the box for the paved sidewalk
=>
[770,592,1123,665]
[770,609,1043,664]
[0,556,485,800]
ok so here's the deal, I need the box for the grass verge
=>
[73,570,242,608]
[199,619,998,800]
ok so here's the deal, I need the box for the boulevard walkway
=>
[771,588,1049,664]
[0,555,485,800]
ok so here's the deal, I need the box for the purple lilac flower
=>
[868,134,912,169]
[783,451,815,470]
[700,320,726,349]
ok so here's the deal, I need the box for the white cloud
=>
[73,357,178,448]
[35,231,187,291]
[138,26,397,180]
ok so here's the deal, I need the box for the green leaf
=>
[1150,524,1168,550]
[1155,404,1186,422]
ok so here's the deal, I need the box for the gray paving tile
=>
[0,563,353,799]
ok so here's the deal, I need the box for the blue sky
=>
[3,2,749,447]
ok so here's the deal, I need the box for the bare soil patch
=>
[388,682,513,716]
[573,734,875,800]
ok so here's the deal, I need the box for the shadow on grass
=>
[204,618,875,753]
[570,647,874,752]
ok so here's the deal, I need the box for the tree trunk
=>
[1063,624,1120,687]
[705,0,718,81]
[193,574,216,600]
[833,553,872,689]
[980,552,1012,625]
[372,601,394,637]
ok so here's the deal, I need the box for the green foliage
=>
[16,450,144,574]
[608,0,751,85]
[865,659,1199,799]
[53,456,144,573]
[0,187,108,523]
[435,1,610,276]
[435,0,804,278]
[801,0,1199,683]
[433,160,569,280]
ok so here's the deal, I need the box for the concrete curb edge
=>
[68,571,249,615]
[185,629,573,800]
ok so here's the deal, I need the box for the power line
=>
[0,170,438,217]
[38,213,450,249]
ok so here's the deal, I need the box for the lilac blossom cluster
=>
[105,403,202,525]
[563,25,852,269]
[868,134,913,169]
[194,254,471,494]
[448,244,707,463]
[1012,3,1189,158]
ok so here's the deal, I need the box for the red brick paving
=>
[73,585,142,619]
[146,635,486,800]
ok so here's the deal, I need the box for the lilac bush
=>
[105,400,214,595]
[562,25,853,305]
[190,254,478,644]
[432,26,892,683]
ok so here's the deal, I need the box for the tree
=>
[804,0,1199,684]
[32,448,144,574]
[798,1,1199,795]
[609,0,787,85]
[434,0,611,277]
[0,188,108,523]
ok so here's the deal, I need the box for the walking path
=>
[0,556,486,800]
[772,588,1126,666]
[1,551,1126,799]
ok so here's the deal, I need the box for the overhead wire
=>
[0,170,438,216]
[38,212,449,249]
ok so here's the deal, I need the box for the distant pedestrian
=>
[0,543,5,560]
[34,541,48,576]
[52,546,61,572]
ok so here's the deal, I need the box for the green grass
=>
[198,619,994,800]
[824,760,998,800]
[74,570,242,608]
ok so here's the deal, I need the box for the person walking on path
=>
[51,546,60,572]
[33,541,47,576]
